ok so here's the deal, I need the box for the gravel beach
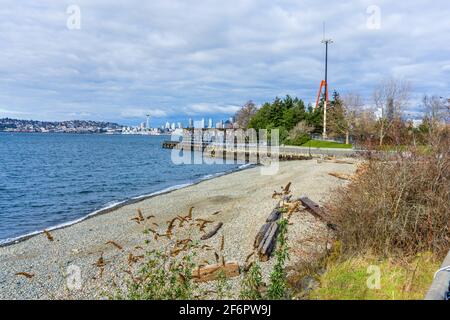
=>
[0,159,357,300]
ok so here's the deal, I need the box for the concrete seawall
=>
[164,141,360,160]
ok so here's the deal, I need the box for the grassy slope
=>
[310,252,438,300]
[301,139,352,149]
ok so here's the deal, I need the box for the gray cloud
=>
[0,0,449,124]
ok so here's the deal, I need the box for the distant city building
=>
[224,119,233,129]
[208,118,213,128]
[0,119,124,133]
[177,122,182,129]
[165,121,170,129]
[215,120,223,129]
[194,119,203,129]
[171,122,176,130]
[188,118,193,128]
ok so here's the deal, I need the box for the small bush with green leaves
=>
[117,247,197,300]
[240,262,264,300]
[267,218,290,299]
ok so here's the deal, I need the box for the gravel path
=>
[0,159,357,299]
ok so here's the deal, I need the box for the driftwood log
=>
[253,201,287,261]
[266,206,281,222]
[324,159,356,165]
[193,262,240,282]
[257,222,279,261]
[328,172,351,180]
[299,196,336,230]
[200,222,223,240]
[254,222,271,248]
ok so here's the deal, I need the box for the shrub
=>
[267,219,291,299]
[216,270,232,300]
[117,248,197,300]
[239,262,264,300]
[284,133,310,146]
[328,128,449,258]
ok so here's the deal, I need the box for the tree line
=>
[234,77,449,148]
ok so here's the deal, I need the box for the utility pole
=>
[321,23,333,139]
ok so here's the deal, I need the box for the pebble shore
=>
[0,159,356,299]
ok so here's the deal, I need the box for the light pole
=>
[321,38,332,139]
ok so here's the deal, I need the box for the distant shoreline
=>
[0,131,172,135]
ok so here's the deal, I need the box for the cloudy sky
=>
[0,1,449,126]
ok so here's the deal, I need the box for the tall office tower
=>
[188,118,193,128]
[208,118,213,128]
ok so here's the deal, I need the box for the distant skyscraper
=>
[146,114,150,129]
[188,118,193,128]
[208,118,213,128]
[171,122,176,130]
[224,119,233,129]
[165,121,170,129]
[216,120,224,129]
[177,122,182,129]
[201,118,205,128]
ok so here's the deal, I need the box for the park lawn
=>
[301,139,352,149]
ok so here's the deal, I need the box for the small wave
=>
[0,199,128,246]
[238,163,254,169]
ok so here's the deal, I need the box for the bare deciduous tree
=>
[235,101,258,128]
[288,120,313,139]
[373,78,411,146]
[341,93,364,144]
[422,95,449,130]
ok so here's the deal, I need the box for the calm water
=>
[0,133,242,244]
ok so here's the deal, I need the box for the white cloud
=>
[0,0,448,123]
[184,103,240,115]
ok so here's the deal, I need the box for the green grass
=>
[301,139,352,149]
[309,252,438,300]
